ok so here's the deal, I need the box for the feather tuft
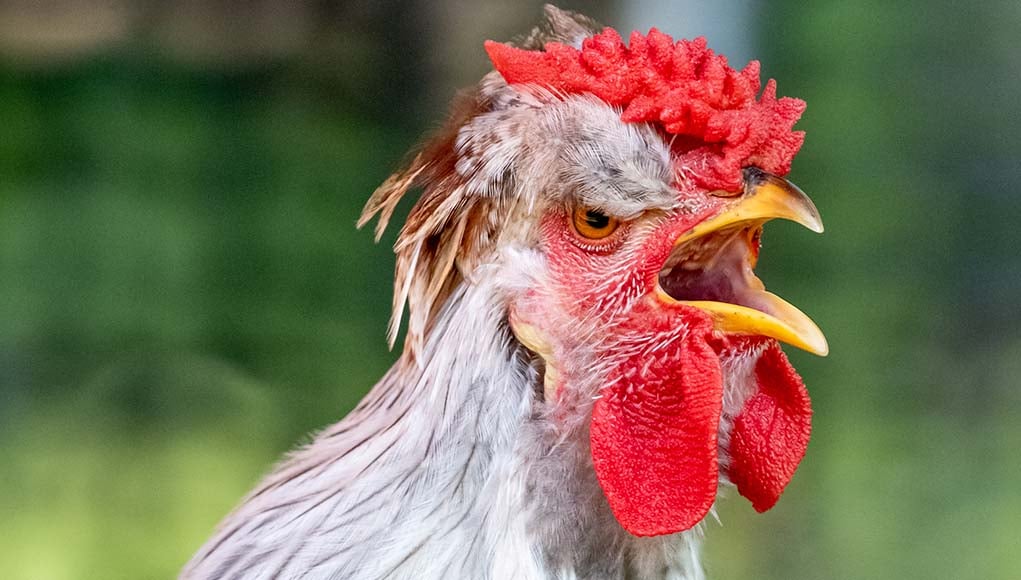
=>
[359,91,509,354]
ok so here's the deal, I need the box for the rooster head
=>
[360,6,826,539]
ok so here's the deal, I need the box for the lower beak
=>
[657,169,828,356]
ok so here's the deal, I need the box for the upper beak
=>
[675,168,824,244]
[656,168,829,356]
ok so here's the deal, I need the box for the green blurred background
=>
[1,1,1019,578]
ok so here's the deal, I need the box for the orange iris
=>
[572,207,620,240]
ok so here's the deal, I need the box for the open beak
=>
[656,169,829,356]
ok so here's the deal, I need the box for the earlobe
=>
[508,308,561,402]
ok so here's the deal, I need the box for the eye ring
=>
[571,206,620,240]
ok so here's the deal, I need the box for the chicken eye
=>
[571,207,620,240]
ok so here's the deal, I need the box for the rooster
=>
[182,6,827,580]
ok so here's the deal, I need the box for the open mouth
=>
[655,170,829,356]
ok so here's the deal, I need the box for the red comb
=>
[485,28,806,191]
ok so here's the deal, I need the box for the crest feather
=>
[519,5,602,49]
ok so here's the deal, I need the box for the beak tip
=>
[808,212,825,234]
[799,320,829,357]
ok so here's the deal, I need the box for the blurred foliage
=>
[1,1,1019,579]
[705,1,1021,579]
[0,51,411,578]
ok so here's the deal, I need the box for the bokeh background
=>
[2,1,1019,578]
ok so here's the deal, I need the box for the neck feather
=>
[185,276,705,580]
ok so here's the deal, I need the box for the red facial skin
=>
[520,202,812,536]
[540,202,724,321]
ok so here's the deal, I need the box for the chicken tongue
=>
[728,341,812,512]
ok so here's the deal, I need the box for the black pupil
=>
[584,210,610,229]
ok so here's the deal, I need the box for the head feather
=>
[359,89,510,356]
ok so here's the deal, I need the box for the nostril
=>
[709,189,743,199]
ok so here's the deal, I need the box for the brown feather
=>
[359,89,500,354]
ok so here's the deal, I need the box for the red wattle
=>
[590,326,723,536]
[729,343,812,512]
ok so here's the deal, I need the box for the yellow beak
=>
[657,171,829,356]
